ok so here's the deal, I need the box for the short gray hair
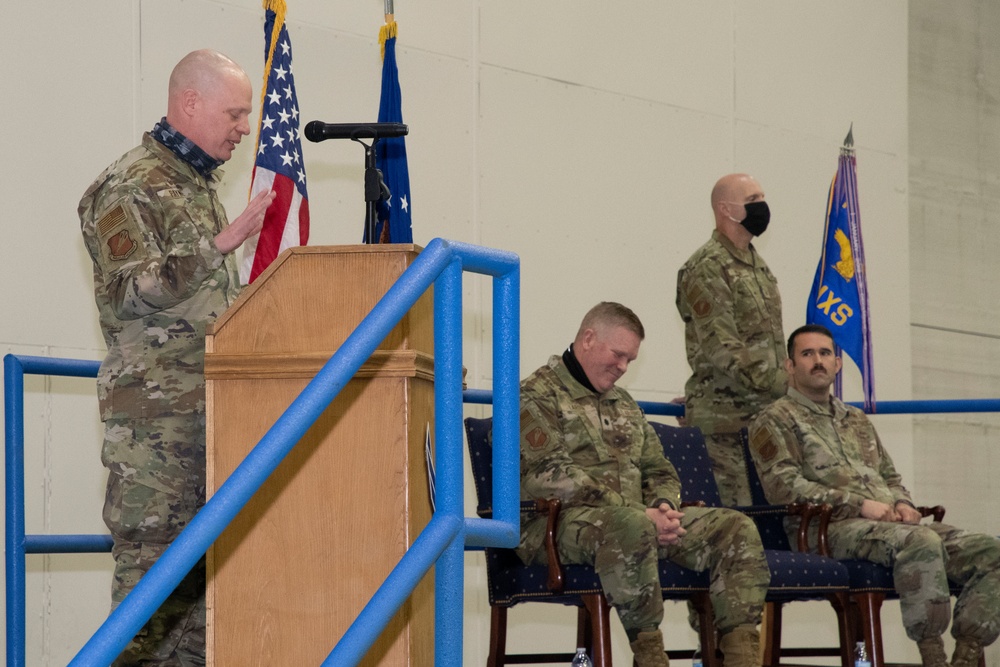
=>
[577,302,645,340]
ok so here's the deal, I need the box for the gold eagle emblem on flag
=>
[832,228,854,281]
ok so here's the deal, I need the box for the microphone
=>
[304,121,408,142]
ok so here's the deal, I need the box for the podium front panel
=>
[205,246,434,666]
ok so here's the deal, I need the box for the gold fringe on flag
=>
[379,19,397,61]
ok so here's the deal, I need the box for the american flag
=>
[241,0,309,284]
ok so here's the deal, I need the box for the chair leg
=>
[852,593,886,667]
[577,603,591,653]
[488,605,507,667]
[829,592,854,667]
[690,591,720,667]
[761,601,783,667]
[582,593,614,667]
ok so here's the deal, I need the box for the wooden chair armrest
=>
[782,501,942,556]
[788,502,833,555]
[535,498,565,593]
[680,500,706,508]
[918,505,945,522]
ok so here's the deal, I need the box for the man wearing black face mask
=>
[675,173,787,506]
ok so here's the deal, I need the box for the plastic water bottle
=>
[854,641,871,667]
[692,646,703,667]
[571,647,593,667]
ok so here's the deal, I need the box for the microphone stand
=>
[355,137,391,244]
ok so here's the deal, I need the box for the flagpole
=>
[832,124,854,400]
[384,0,393,22]
[838,122,876,411]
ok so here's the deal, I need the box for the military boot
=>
[719,625,760,667]
[916,636,948,667]
[952,636,983,667]
[629,629,670,667]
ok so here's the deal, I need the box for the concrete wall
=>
[0,0,989,664]
[910,2,1000,662]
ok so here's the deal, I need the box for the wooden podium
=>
[203,245,434,666]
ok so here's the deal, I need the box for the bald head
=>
[711,173,760,210]
[165,49,253,162]
[168,49,247,103]
[710,173,765,249]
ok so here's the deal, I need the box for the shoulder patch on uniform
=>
[106,229,138,261]
[692,298,713,318]
[97,203,129,237]
[525,427,548,450]
[94,196,147,267]
[685,284,714,318]
[751,426,777,462]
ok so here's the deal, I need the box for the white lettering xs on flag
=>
[241,0,309,284]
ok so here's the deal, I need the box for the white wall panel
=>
[479,1,735,115]
[735,0,908,156]
[476,66,732,397]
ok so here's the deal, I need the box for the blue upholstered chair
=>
[737,428,964,667]
[464,416,719,667]
[651,422,853,667]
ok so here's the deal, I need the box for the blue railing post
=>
[490,257,521,534]
[5,355,106,667]
[433,255,466,667]
[5,354,27,667]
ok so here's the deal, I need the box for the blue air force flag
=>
[806,146,875,409]
[368,20,413,244]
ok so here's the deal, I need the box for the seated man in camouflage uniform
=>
[749,324,1000,667]
[518,302,769,667]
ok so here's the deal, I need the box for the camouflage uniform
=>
[749,388,1000,644]
[80,132,241,665]
[518,355,769,636]
[676,230,787,506]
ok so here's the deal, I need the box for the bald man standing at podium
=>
[79,49,274,665]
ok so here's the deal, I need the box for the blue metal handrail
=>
[463,388,1000,417]
[6,238,520,667]
[5,355,110,667]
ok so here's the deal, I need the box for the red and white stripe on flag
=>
[241,165,309,283]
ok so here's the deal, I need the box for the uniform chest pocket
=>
[844,420,880,468]
[730,273,768,331]
[601,411,646,465]
[155,188,217,242]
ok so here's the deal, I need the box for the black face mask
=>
[739,201,770,236]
